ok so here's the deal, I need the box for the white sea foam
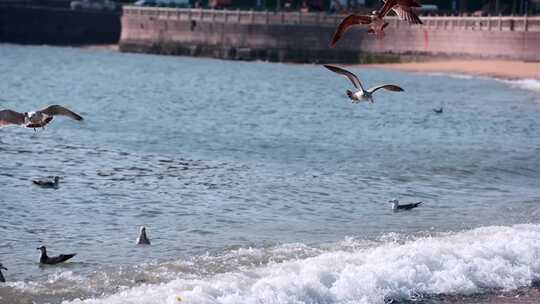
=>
[426,72,476,80]
[62,224,540,304]
[500,78,540,94]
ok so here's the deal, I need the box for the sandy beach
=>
[365,60,540,80]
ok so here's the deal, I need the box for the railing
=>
[123,6,540,32]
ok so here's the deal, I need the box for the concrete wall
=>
[120,8,540,63]
[0,6,120,45]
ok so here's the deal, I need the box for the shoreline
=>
[361,60,540,80]
[80,44,119,51]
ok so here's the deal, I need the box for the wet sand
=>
[364,60,540,80]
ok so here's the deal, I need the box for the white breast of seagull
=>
[353,91,363,98]
[355,91,369,101]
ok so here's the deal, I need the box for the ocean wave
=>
[425,72,475,80]
[60,224,540,304]
[500,78,540,94]
[424,72,540,95]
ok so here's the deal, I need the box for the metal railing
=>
[123,6,540,32]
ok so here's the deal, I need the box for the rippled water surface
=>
[1,44,540,304]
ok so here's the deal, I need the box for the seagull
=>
[330,0,422,47]
[32,176,60,189]
[433,107,443,114]
[0,263,7,283]
[389,198,423,210]
[0,105,83,131]
[330,13,387,46]
[324,65,404,103]
[136,226,151,245]
[37,246,76,265]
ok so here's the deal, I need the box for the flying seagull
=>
[32,176,60,189]
[324,65,403,103]
[389,198,423,211]
[37,246,76,265]
[0,105,83,131]
[330,0,422,47]
[433,107,443,114]
[0,263,7,283]
[136,226,151,245]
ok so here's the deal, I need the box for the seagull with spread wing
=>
[330,0,422,47]
[324,65,403,103]
[0,105,83,131]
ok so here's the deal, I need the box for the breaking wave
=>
[47,224,540,304]
[501,78,540,94]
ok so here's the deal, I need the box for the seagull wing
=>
[392,4,423,24]
[48,253,76,264]
[330,14,372,47]
[377,0,398,18]
[0,110,25,127]
[368,84,404,94]
[410,202,423,208]
[401,202,423,209]
[397,0,421,7]
[39,105,83,121]
[324,65,364,90]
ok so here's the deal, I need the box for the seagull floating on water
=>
[37,246,76,265]
[389,198,423,211]
[0,263,7,283]
[0,105,83,131]
[324,65,404,103]
[433,107,443,114]
[32,176,60,189]
[330,0,422,46]
[136,226,151,245]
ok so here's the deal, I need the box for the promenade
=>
[120,7,540,63]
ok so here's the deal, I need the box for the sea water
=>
[0,44,539,304]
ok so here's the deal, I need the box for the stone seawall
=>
[120,7,540,63]
[0,5,120,45]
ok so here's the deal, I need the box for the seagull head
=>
[388,198,399,209]
[371,10,378,15]
[0,263,6,271]
[36,245,46,252]
[25,111,41,123]
[140,226,146,233]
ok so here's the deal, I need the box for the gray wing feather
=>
[324,65,364,90]
[47,253,76,264]
[378,0,397,18]
[0,110,25,127]
[368,84,404,94]
[392,5,423,24]
[40,105,83,121]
